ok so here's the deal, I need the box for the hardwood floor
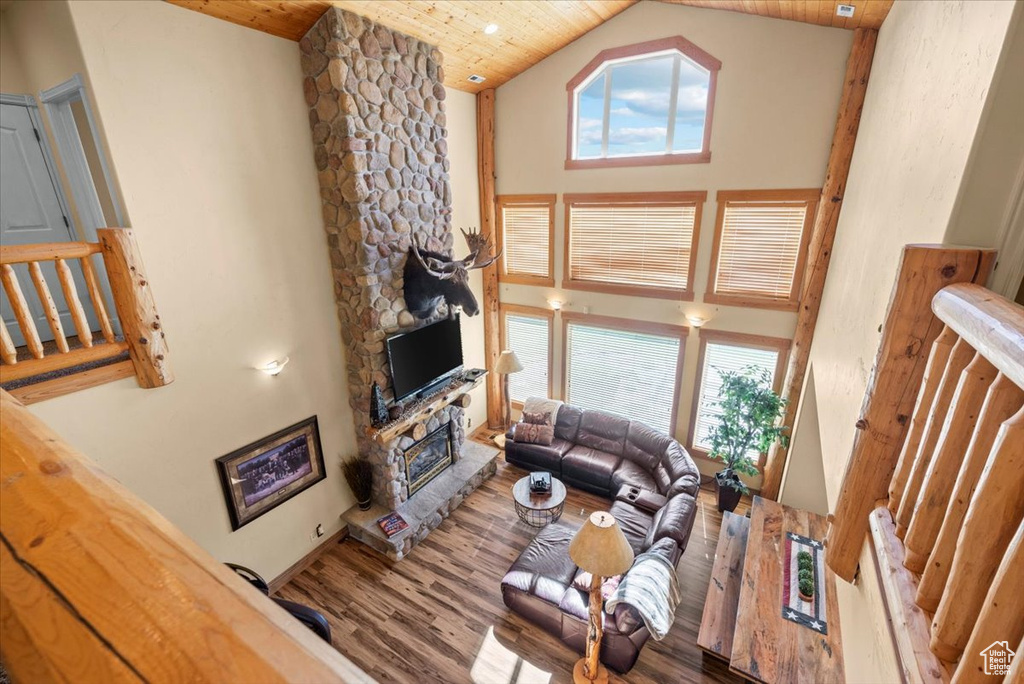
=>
[279,448,750,683]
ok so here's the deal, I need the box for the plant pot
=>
[357,497,372,511]
[799,590,814,603]
[715,470,743,513]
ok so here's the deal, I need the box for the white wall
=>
[494,1,852,487]
[796,1,1019,681]
[8,0,341,581]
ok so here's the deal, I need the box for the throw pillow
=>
[513,422,554,445]
[572,571,623,600]
[521,411,552,426]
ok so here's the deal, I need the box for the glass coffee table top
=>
[513,475,567,527]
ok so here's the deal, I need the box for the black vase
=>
[715,469,743,513]
[370,382,388,428]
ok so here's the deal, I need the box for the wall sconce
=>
[258,356,290,377]
[686,315,708,328]
[549,299,564,311]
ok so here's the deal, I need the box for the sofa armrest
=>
[615,484,667,514]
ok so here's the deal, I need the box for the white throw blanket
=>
[522,396,563,426]
[604,551,681,640]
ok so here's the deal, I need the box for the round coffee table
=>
[513,475,567,527]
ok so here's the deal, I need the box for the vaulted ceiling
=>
[166,0,894,93]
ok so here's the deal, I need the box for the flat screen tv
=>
[387,316,464,403]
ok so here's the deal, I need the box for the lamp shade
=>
[495,349,524,375]
[569,511,634,577]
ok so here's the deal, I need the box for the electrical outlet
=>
[467,417,473,428]
[310,523,324,542]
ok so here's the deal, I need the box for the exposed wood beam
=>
[476,89,502,430]
[760,27,878,502]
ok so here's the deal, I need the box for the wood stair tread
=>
[728,496,844,683]
[698,510,750,661]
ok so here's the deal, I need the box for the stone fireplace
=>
[299,7,496,560]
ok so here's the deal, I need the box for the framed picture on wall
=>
[216,416,326,530]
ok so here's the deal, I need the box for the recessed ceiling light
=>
[468,74,487,83]
[836,4,855,17]
[484,23,499,34]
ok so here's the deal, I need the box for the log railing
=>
[0,389,373,683]
[826,249,1023,683]
[0,228,172,402]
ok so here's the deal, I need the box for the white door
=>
[1,102,97,347]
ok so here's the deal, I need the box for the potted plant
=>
[704,366,789,513]
[797,551,815,602]
[341,456,373,511]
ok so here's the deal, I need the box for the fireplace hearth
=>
[405,424,453,495]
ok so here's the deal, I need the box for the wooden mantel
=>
[364,373,484,444]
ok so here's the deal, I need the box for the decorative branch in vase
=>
[704,366,789,513]
[341,456,373,511]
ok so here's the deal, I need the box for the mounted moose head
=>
[403,228,501,319]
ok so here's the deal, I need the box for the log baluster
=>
[1005,637,1024,682]
[888,326,957,516]
[80,255,116,344]
[0,319,16,365]
[27,261,69,354]
[917,375,1023,611]
[903,353,997,572]
[952,518,1023,684]
[0,264,44,360]
[930,405,1024,662]
[55,258,93,348]
[895,337,975,538]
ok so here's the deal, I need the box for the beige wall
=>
[494,1,852,487]
[2,0,477,582]
[446,89,488,432]
[0,9,29,93]
[795,1,1019,681]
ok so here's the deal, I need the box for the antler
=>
[459,227,502,270]
[410,240,459,280]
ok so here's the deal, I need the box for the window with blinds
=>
[565,193,704,298]
[503,311,551,404]
[692,341,780,455]
[565,319,682,434]
[708,190,817,309]
[497,196,555,285]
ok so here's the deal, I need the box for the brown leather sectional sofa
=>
[500,404,700,673]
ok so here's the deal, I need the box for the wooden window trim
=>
[686,329,791,468]
[499,303,555,409]
[562,191,706,301]
[565,36,721,170]
[561,311,688,439]
[704,189,820,311]
[496,194,556,287]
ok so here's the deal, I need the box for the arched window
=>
[566,37,721,169]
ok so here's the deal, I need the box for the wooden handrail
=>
[0,241,102,263]
[932,283,1024,388]
[827,249,1023,684]
[0,389,374,683]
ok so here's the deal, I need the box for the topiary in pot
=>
[798,577,815,602]
[704,366,789,513]
[341,456,373,511]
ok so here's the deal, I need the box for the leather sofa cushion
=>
[654,442,701,497]
[506,438,573,475]
[562,445,622,494]
[623,421,671,472]
[609,500,654,554]
[554,404,583,443]
[576,410,629,456]
[502,522,578,604]
[610,460,659,495]
[645,494,698,550]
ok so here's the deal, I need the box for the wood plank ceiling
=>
[166,0,894,93]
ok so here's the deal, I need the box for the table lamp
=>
[568,511,635,684]
[493,349,523,449]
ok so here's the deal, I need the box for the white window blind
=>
[693,342,780,454]
[504,313,550,403]
[713,201,809,301]
[501,203,551,280]
[568,201,697,291]
[565,322,680,433]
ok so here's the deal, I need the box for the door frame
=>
[0,93,78,243]
[39,74,125,242]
